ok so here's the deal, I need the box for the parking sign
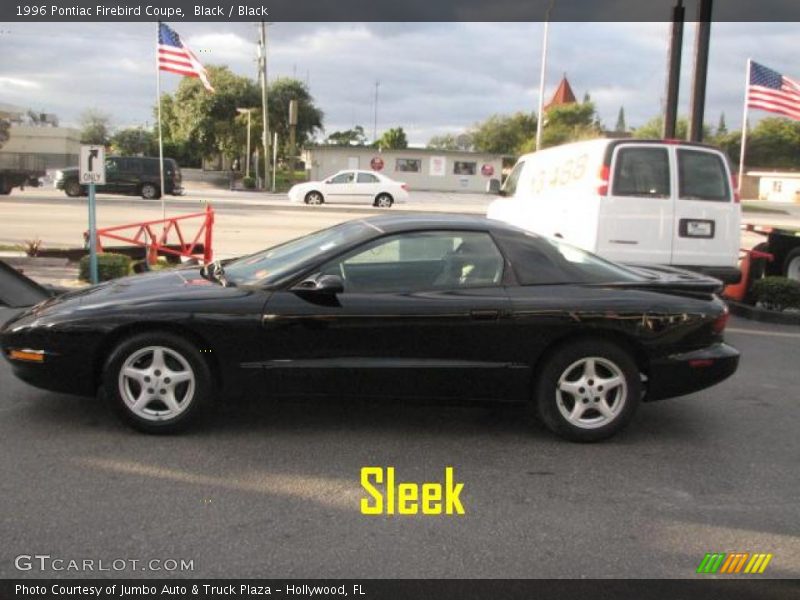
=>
[79,145,106,185]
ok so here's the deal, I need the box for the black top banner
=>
[3,0,800,22]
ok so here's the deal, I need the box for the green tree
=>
[428,133,473,151]
[530,101,602,150]
[717,112,728,137]
[325,125,367,146]
[615,106,627,133]
[158,69,323,162]
[632,115,712,140]
[79,109,111,145]
[111,127,156,156]
[376,127,408,150]
[268,77,324,155]
[471,112,537,155]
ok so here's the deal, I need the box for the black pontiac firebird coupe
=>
[1,214,739,441]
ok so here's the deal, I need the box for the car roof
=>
[353,213,528,235]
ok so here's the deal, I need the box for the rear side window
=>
[612,147,670,198]
[357,173,379,183]
[678,149,730,202]
[494,230,644,285]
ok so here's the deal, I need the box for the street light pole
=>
[373,80,380,143]
[535,1,556,151]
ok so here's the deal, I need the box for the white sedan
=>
[288,170,409,207]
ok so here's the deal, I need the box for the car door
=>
[671,147,740,269]
[323,171,356,203]
[598,144,675,264]
[259,230,523,401]
[100,158,122,193]
[354,172,381,204]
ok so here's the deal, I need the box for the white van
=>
[487,139,742,283]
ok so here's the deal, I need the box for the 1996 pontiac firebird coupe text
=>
[1,214,739,441]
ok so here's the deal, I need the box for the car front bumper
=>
[645,342,740,401]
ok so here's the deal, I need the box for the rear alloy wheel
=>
[374,193,394,208]
[304,191,324,205]
[783,248,800,282]
[103,332,211,433]
[65,180,82,197]
[535,340,640,442]
[141,183,161,200]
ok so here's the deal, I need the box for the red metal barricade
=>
[91,204,214,265]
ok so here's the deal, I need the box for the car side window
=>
[502,160,525,196]
[357,173,379,183]
[678,149,730,202]
[320,231,505,293]
[105,158,119,173]
[330,172,354,184]
[612,147,670,198]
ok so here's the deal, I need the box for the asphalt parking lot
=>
[0,306,798,579]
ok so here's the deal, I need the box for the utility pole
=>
[373,80,380,144]
[259,21,271,190]
[535,1,556,151]
[288,99,298,187]
[689,0,713,142]
[236,108,253,177]
[663,0,685,139]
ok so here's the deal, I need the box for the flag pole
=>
[737,58,751,195]
[156,21,166,222]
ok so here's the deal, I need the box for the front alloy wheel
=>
[304,191,324,205]
[104,332,211,433]
[535,340,640,442]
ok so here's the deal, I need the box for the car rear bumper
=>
[645,343,739,401]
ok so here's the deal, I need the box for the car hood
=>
[26,267,248,319]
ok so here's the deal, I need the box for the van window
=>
[678,149,730,202]
[612,147,670,198]
[502,161,525,196]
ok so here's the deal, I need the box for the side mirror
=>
[487,178,503,195]
[293,274,344,295]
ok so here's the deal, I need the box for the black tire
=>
[535,339,641,442]
[782,247,800,282]
[103,332,212,433]
[64,180,82,197]
[304,191,324,205]
[0,178,11,195]
[141,183,161,200]
[374,193,394,208]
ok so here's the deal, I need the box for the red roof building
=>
[544,75,577,112]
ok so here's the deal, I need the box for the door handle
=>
[470,309,500,321]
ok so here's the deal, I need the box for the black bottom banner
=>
[2,579,799,600]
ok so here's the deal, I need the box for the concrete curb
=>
[727,300,800,326]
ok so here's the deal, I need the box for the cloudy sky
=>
[0,21,797,144]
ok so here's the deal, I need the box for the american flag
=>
[158,23,214,92]
[748,61,800,121]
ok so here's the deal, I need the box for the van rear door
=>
[598,143,674,264]
[671,147,740,270]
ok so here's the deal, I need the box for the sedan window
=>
[357,173,380,183]
[320,231,504,293]
[329,172,355,184]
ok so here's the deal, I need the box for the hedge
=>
[79,252,132,283]
[751,276,800,312]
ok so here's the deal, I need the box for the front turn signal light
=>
[8,349,45,363]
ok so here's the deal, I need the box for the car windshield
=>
[223,220,374,286]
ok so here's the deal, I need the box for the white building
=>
[302,146,507,193]
[750,170,800,203]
